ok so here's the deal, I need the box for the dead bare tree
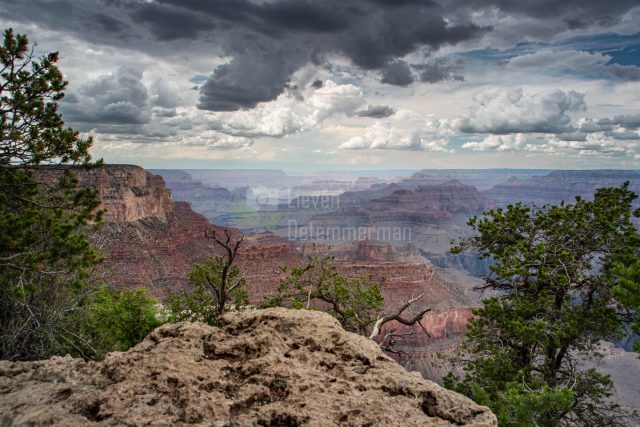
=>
[369,293,431,354]
[204,227,245,317]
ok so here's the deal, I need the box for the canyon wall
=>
[485,169,640,207]
[81,165,476,380]
[270,179,490,270]
[78,165,174,222]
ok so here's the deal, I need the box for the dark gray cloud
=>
[555,132,588,141]
[417,61,464,83]
[0,0,486,111]
[458,0,639,25]
[153,107,178,118]
[596,63,640,81]
[133,3,214,41]
[598,114,640,128]
[198,51,304,110]
[507,50,640,82]
[2,0,639,112]
[259,1,350,33]
[62,66,150,127]
[356,105,396,118]
[605,129,640,140]
[381,60,414,86]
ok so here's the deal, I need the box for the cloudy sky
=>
[2,0,640,171]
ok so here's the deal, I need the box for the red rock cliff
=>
[82,166,473,381]
[78,165,174,222]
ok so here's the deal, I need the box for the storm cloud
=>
[62,66,150,128]
[2,0,639,167]
[1,0,486,111]
[3,0,638,114]
[417,61,464,83]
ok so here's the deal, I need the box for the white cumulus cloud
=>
[462,133,526,151]
[455,88,586,134]
[208,80,363,138]
[340,110,451,151]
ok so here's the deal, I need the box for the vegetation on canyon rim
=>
[446,185,640,426]
[264,250,432,354]
[0,28,157,360]
[265,252,386,334]
[169,229,250,325]
[1,27,640,426]
[169,234,431,357]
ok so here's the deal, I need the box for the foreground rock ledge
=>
[0,308,496,426]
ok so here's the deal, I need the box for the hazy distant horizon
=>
[149,167,638,174]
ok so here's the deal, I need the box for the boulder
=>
[0,308,496,426]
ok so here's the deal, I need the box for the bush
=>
[76,287,162,359]
[168,256,249,326]
[167,281,219,325]
[265,253,384,334]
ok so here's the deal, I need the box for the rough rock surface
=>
[0,309,496,426]
[79,165,174,222]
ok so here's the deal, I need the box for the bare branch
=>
[370,293,431,340]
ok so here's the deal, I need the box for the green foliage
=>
[612,259,640,352]
[168,257,249,326]
[75,287,162,359]
[265,253,384,334]
[448,183,640,425]
[0,28,103,360]
[445,374,574,427]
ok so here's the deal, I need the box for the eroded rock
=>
[0,308,496,426]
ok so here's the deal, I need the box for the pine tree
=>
[446,184,640,426]
[0,28,102,360]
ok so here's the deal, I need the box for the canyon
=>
[73,165,639,411]
[86,165,475,380]
[484,169,640,207]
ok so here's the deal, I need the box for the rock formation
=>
[78,165,174,222]
[402,169,545,191]
[275,180,489,270]
[79,165,477,381]
[152,169,250,226]
[485,169,640,207]
[0,308,497,426]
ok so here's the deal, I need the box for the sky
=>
[1,0,640,171]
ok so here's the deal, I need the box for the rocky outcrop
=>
[78,165,174,222]
[0,309,496,426]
